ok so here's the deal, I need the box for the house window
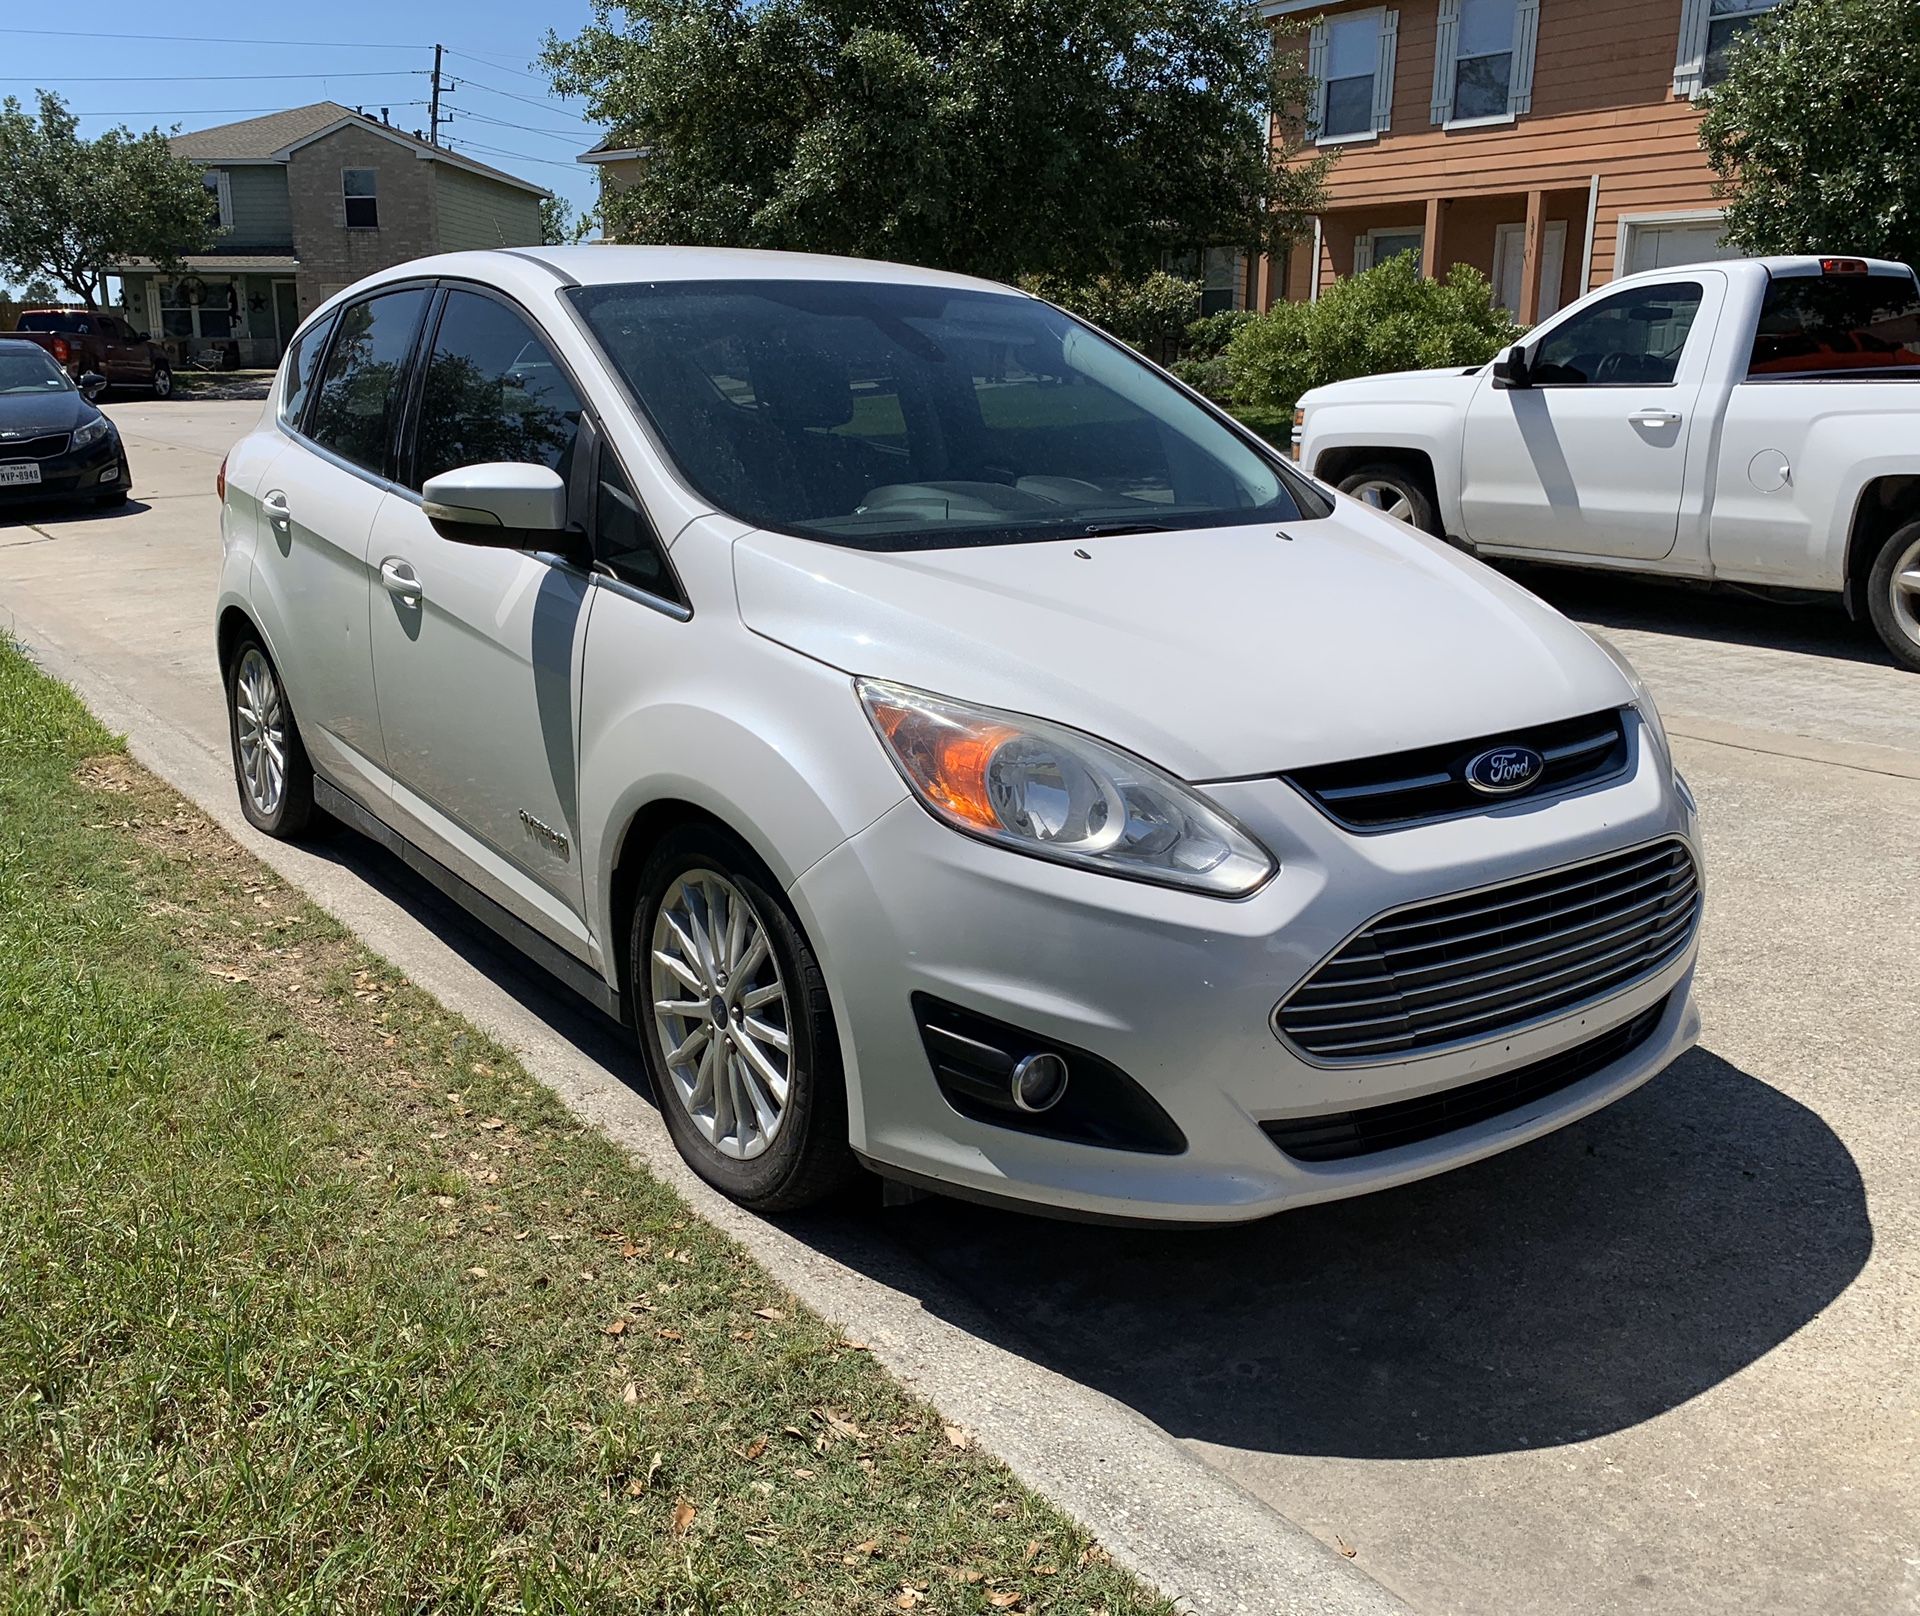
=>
[1452,0,1516,119]
[201,169,232,231]
[156,278,237,344]
[343,168,379,228]
[1312,10,1397,142]
[1703,0,1783,85]
[1356,229,1425,275]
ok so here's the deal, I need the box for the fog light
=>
[1010,1052,1070,1114]
[99,467,119,484]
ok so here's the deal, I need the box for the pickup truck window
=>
[1747,276,1920,380]
[17,313,91,334]
[1530,282,1703,387]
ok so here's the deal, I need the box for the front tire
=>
[632,825,858,1212]
[226,637,319,838]
[1337,463,1441,537]
[1867,520,1920,674]
[150,360,173,400]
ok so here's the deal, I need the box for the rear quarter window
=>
[279,312,336,432]
[1748,276,1920,379]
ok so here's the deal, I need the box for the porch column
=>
[1421,196,1445,282]
[1519,188,1547,325]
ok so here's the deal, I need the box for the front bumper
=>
[791,714,1701,1225]
[0,435,128,507]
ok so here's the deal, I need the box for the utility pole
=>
[429,44,447,146]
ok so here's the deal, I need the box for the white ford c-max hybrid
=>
[215,246,1702,1224]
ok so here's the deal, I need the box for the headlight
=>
[857,680,1276,897]
[71,416,111,452]
[1588,633,1671,769]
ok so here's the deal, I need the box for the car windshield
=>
[0,345,74,395]
[569,279,1318,549]
[16,313,88,333]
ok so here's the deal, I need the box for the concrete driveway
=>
[3,400,1915,1616]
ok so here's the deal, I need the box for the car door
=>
[96,317,142,385]
[366,284,594,954]
[253,287,430,807]
[1458,273,1724,560]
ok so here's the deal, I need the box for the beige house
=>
[118,102,549,367]
[1262,0,1779,317]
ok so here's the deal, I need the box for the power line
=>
[446,70,595,123]
[0,25,427,48]
[76,104,429,117]
[443,47,548,82]
[444,106,589,142]
[448,137,585,173]
[2,71,426,83]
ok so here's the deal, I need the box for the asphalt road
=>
[3,401,1914,1616]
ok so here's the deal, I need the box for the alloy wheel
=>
[1889,530,1920,650]
[1350,478,1416,525]
[649,869,794,1161]
[233,646,288,818]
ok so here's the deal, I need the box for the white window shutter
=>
[1673,0,1710,96]
[1510,0,1541,114]
[1431,0,1462,125]
[1372,11,1399,133]
[1308,21,1330,136]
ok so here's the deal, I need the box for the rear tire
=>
[632,824,859,1213]
[226,637,319,838]
[1337,462,1441,537]
[1866,520,1920,674]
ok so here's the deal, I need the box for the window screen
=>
[1747,275,1920,380]
[1323,13,1381,137]
[305,289,427,474]
[1453,0,1516,119]
[343,168,378,228]
[410,290,583,490]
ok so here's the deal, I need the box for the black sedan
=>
[0,338,132,511]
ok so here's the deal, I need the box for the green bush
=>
[1224,253,1521,411]
[1167,355,1234,397]
[1023,270,1202,354]
[1183,307,1257,360]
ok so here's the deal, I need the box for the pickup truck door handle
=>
[1629,408,1683,428]
[261,490,291,527]
[379,557,424,606]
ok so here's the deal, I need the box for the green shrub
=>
[1168,354,1234,397]
[1183,307,1257,361]
[1224,253,1521,411]
[1023,270,1202,354]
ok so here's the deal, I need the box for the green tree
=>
[1700,0,1920,266]
[543,0,1329,284]
[0,91,216,311]
[540,194,587,245]
[1225,253,1520,412]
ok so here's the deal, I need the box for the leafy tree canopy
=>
[543,0,1328,284]
[540,194,587,245]
[1700,0,1920,267]
[0,92,216,310]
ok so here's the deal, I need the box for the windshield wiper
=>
[1078,520,1174,538]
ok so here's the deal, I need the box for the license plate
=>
[0,462,42,487]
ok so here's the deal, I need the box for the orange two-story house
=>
[1260,0,1781,318]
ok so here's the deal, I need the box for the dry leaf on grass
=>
[1022,1540,1041,1564]
[895,1593,921,1610]
[818,1408,865,1442]
[753,1306,785,1321]
[478,1117,506,1131]
[622,1382,638,1406]
[604,1318,627,1337]
[671,1497,696,1537]
[944,1424,972,1449]
[743,1436,768,1460]
[986,1593,1024,1610]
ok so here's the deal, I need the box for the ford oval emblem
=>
[1465,746,1546,796]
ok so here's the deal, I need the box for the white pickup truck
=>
[1294,254,1920,671]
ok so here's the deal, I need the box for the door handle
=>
[379,557,424,605]
[262,490,291,527]
[1629,408,1682,428]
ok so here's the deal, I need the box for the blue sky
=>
[1,3,604,291]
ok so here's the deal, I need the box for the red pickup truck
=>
[12,310,174,399]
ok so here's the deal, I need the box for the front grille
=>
[0,433,72,461]
[1276,839,1699,1062]
[1286,709,1629,831]
[1263,995,1669,1162]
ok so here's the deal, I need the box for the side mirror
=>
[422,463,570,549]
[1492,344,1534,391]
[78,370,109,402]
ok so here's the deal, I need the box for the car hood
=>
[0,389,92,438]
[732,509,1634,780]
[1301,365,1486,407]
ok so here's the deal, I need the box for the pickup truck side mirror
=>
[1492,344,1534,391]
[78,371,109,402]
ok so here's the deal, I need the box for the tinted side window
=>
[279,312,337,431]
[1748,275,1920,379]
[596,457,679,600]
[306,289,429,475]
[411,290,582,491]
[1530,282,1704,387]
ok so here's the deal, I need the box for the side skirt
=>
[313,775,624,1024]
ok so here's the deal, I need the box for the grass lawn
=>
[1222,403,1295,451]
[0,639,1169,1615]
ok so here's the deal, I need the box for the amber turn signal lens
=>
[869,700,1016,832]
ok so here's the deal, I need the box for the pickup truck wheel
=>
[1337,464,1441,537]
[634,825,859,1213]
[150,360,173,400]
[226,638,319,838]
[1867,520,1920,674]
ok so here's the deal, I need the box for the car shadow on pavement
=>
[0,498,153,531]
[817,1048,1871,1460]
[1510,563,1896,669]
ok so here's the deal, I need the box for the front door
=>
[367,285,592,952]
[1495,221,1568,320]
[1459,273,1722,560]
[272,281,300,361]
